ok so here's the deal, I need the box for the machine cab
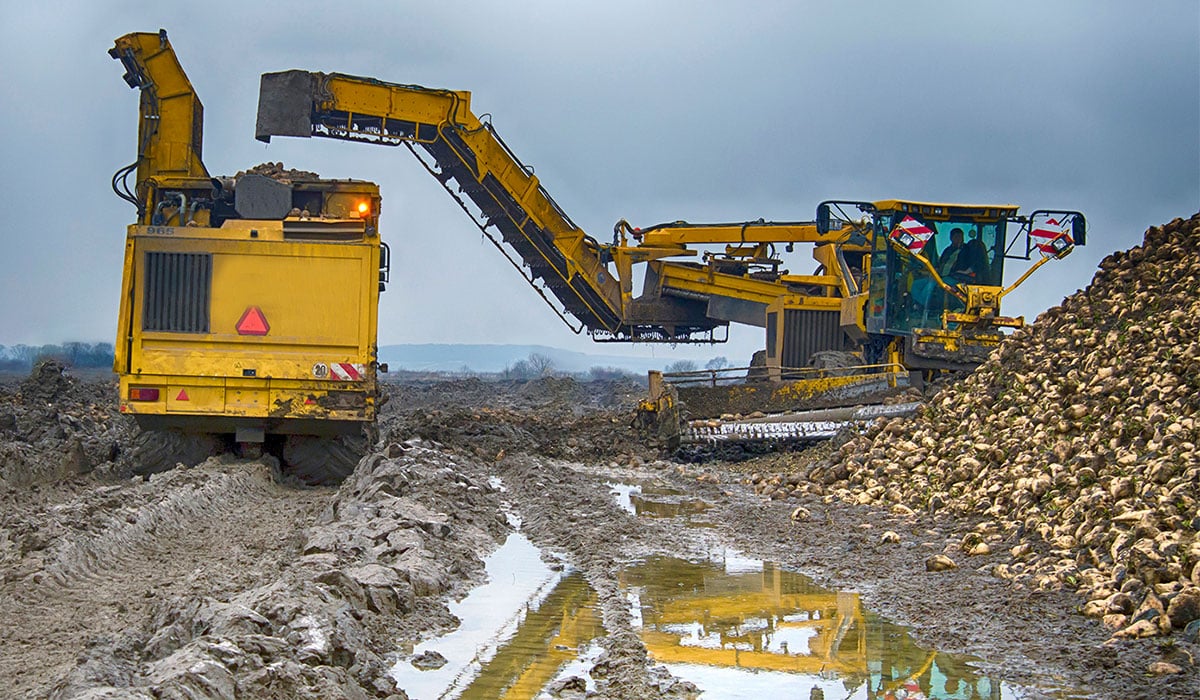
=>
[863,201,1018,334]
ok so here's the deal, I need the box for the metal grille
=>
[781,309,851,368]
[143,252,211,332]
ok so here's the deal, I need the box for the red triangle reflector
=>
[176,389,189,401]
[304,397,316,405]
[236,306,270,336]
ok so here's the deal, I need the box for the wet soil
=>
[0,373,1194,698]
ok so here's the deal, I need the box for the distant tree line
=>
[0,343,115,371]
[500,352,556,380]
[662,356,731,375]
[380,350,746,383]
[493,352,643,382]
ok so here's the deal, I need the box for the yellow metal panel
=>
[872,200,1019,223]
[134,340,372,382]
[211,253,363,344]
[840,293,867,342]
[110,32,209,181]
[127,229,375,377]
[324,75,479,129]
[226,387,269,415]
[114,234,137,374]
[166,384,226,413]
[658,264,842,311]
[268,387,372,421]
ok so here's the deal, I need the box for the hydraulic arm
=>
[110,31,211,223]
[256,71,720,343]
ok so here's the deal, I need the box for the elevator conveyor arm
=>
[110,30,211,221]
[256,70,721,343]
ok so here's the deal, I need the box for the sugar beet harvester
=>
[254,68,1085,448]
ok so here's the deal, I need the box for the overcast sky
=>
[1,1,1196,365]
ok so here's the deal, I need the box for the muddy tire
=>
[237,442,264,459]
[127,430,224,476]
[746,349,770,382]
[282,434,367,485]
[809,350,862,377]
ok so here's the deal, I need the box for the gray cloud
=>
[0,1,1195,365]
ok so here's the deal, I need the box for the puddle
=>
[607,482,712,519]
[608,482,641,515]
[390,533,1082,698]
[622,553,1085,699]
[390,532,603,699]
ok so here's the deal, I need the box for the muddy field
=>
[1,362,1197,699]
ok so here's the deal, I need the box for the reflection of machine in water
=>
[453,572,603,700]
[622,557,1005,699]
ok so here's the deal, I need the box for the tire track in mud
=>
[36,466,281,591]
[0,459,329,698]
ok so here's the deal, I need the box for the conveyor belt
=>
[256,70,720,342]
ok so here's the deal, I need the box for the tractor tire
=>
[808,350,863,377]
[282,434,368,486]
[127,430,224,476]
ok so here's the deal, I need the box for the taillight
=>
[129,387,160,401]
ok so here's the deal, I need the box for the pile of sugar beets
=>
[765,212,1200,641]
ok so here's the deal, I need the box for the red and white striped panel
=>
[330,363,365,381]
[1030,218,1073,257]
[889,215,934,254]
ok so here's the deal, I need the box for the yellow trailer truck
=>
[110,31,386,481]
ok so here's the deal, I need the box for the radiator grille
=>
[781,309,851,368]
[143,252,212,333]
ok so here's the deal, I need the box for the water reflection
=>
[608,482,712,519]
[455,572,601,699]
[391,542,1078,698]
[390,532,603,700]
[622,555,1023,699]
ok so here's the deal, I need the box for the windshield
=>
[874,215,1007,333]
[921,221,1004,286]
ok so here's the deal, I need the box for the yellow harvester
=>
[110,31,387,481]
[254,69,1085,449]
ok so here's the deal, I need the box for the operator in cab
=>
[936,227,978,284]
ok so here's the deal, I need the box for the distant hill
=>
[378,344,672,374]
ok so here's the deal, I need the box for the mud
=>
[0,363,134,488]
[0,368,1195,698]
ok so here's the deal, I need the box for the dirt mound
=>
[7,441,509,698]
[378,376,650,465]
[20,359,73,403]
[790,212,1200,639]
[0,367,132,488]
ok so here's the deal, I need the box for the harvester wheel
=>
[808,350,862,376]
[237,442,264,459]
[282,434,368,485]
[128,430,224,476]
